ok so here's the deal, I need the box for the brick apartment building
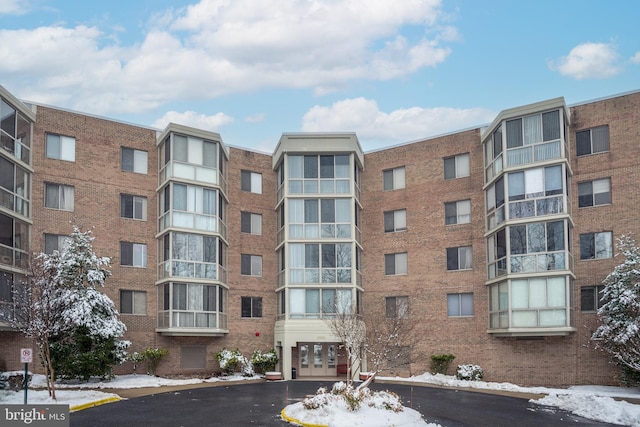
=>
[1,84,639,386]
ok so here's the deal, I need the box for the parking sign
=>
[20,348,33,363]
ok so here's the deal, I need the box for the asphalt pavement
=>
[70,380,619,427]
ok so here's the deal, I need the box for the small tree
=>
[324,298,366,386]
[591,235,640,372]
[2,227,129,397]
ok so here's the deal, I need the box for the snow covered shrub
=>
[367,390,403,413]
[214,348,254,376]
[0,372,31,392]
[303,387,330,409]
[304,382,405,413]
[456,364,484,381]
[251,348,279,373]
[430,353,455,375]
[129,352,146,374]
[139,348,169,376]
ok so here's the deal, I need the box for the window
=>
[241,212,262,235]
[241,296,263,318]
[120,242,147,267]
[45,133,75,162]
[120,194,147,220]
[383,167,405,191]
[580,232,613,260]
[581,285,605,312]
[44,234,68,254]
[447,293,474,316]
[289,288,352,318]
[288,154,350,194]
[289,243,352,283]
[576,125,609,156]
[446,246,472,271]
[384,252,407,275]
[509,221,566,272]
[385,296,408,318]
[241,170,262,194]
[444,153,470,179]
[121,147,148,174]
[507,165,564,218]
[578,178,611,207]
[241,254,262,276]
[384,209,407,232]
[120,290,147,315]
[288,198,352,238]
[44,183,74,211]
[445,200,470,225]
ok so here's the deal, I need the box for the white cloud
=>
[550,42,620,79]
[151,110,234,132]
[301,97,495,150]
[631,52,640,64]
[244,113,265,124]
[0,0,27,15]
[0,0,455,115]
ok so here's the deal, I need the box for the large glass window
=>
[289,288,352,318]
[509,220,565,273]
[489,277,569,329]
[160,183,219,232]
[162,232,218,279]
[505,110,562,166]
[0,213,28,268]
[508,165,564,219]
[0,156,29,216]
[288,155,350,194]
[289,243,352,283]
[289,198,351,238]
[158,282,223,329]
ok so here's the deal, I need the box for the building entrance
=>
[298,343,337,377]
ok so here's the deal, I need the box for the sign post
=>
[20,348,33,405]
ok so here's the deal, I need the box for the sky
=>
[1,0,639,153]
[2,372,640,426]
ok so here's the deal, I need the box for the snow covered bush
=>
[430,353,455,375]
[456,364,484,381]
[302,382,403,413]
[214,348,254,376]
[251,348,279,373]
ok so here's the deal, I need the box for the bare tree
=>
[324,296,365,387]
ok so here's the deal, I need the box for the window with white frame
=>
[445,199,470,225]
[444,153,470,179]
[507,165,564,219]
[164,233,218,280]
[509,220,566,272]
[446,246,472,271]
[44,182,74,211]
[241,254,262,276]
[45,133,75,162]
[289,243,352,283]
[288,198,352,239]
[383,167,405,191]
[289,288,352,318]
[0,156,30,217]
[241,212,262,235]
[578,178,611,208]
[241,296,262,318]
[576,125,609,156]
[120,290,147,315]
[447,293,474,317]
[580,232,613,260]
[505,110,562,166]
[385,296,408,318]
[121,147,148,174]
[288,155,350,194]
[120,194,147,220]
[384,252,407,275]
[580,285,605,312]
[241,170,262,194]
[384,209,407,233]
[120,242,147,267]
[44,234,69,254]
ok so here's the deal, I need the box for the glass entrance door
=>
[298,343,337,377]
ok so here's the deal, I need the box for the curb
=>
[70,396,122,412]
[281,408,328,427]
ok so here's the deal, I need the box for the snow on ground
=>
[0,372,639,425]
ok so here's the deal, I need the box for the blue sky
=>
[1,0,639,153]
